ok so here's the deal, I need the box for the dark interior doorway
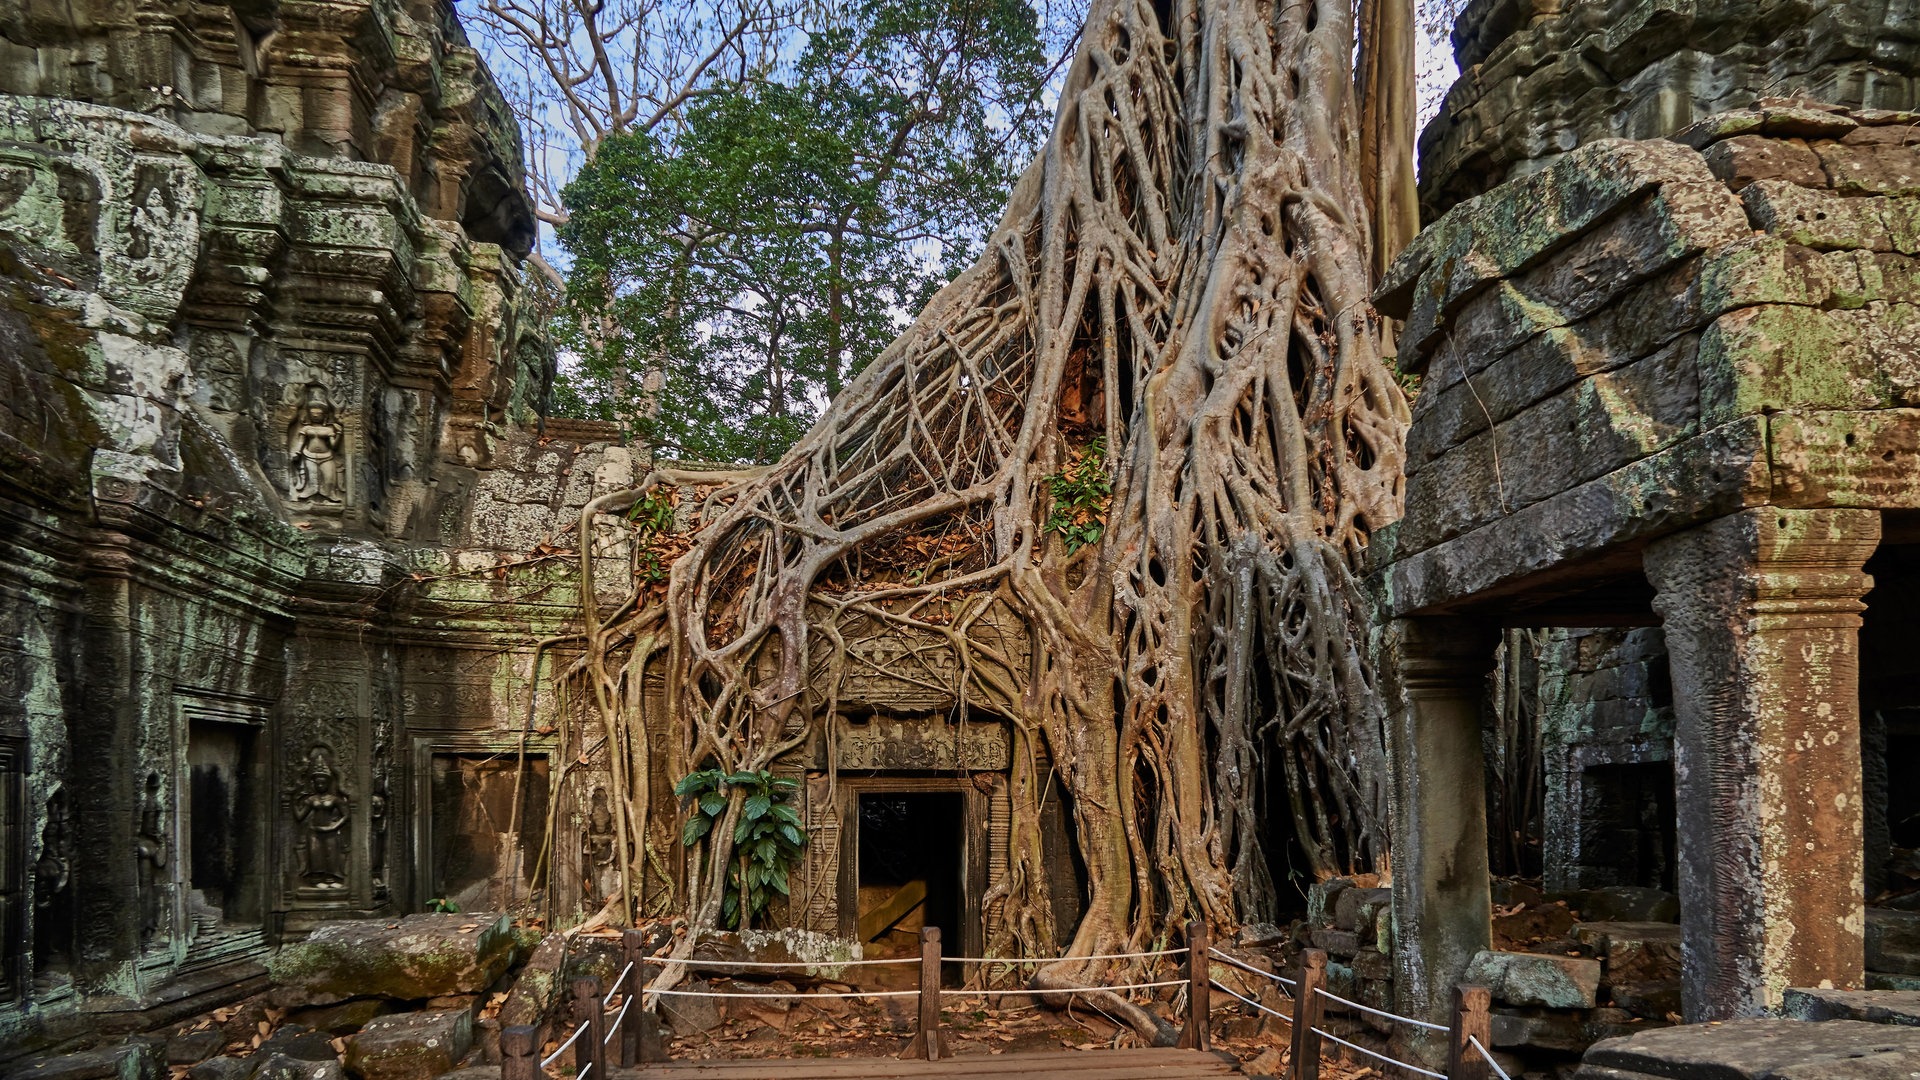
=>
[856,792,962,951]
[187,721,259,929]
[427,753,549,912]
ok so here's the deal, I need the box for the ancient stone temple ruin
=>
[1374,0,1920,1043]
[0,0,639,1049]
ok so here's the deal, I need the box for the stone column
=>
[1644,507,1878,1020]
[1387,616,1497,1050]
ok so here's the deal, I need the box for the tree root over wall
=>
[570,0,1410,1014]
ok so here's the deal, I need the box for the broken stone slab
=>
[1575,1017,1920,1078]
[1870,907,1920,975]
[660,978,724,1036]
[1784,987,1920,1026]
[682,927,864,982]
[497,931,565,1032]
[10,1039,166,1080]
[269,913,517,1001]
[1305,877,1355,927]
[167,1029,227,1065]
[254,1024,338,1062]
[1308,929,1360,956]
[249,1054,346,1080]
[345,1008,475,1080]
[1234,922,1286,948]
[1464,949,1602,1009]
[1492,1006,1645,1054]
[188,1058,251,1080]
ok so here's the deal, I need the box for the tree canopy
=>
[553,0,1055,463]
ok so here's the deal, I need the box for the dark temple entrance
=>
[839,779,986,968]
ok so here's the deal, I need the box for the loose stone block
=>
[345,1009,474,1080]
[1463,949,1603,1009]
[1577,1018,1920,1079]
[268,913,516,1001]
[1869,908,1920,976]
[1784,986,1920,1025]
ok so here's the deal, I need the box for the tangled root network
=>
[581,0,1411,1004]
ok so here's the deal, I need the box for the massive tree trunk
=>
[578,0,1410,987]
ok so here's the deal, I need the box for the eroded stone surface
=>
[1464,950,1603,1009]
[1577,1018,1920,1078]
[269,914,516,1002]
[345,1009,475,1080]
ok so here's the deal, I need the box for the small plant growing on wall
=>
[675,768,806,929]
[1042,437,1112,554]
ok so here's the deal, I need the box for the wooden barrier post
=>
[1178,920,1211,1051]
[900,925,946,1060]
[1287,949,1327,1080]
[1447,983,1493,1080]
[502,1024,539,1080]
[620,929,646,1067]
[573,976,607,1078]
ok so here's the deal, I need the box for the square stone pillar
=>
[1388,617,1497,1040]
[1644,508,1878,1020]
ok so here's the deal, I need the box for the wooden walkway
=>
[609,1048,1247,1078]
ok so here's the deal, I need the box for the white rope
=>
[613,961,636,989]
[646,987,924,998]
[1209,979,1292,1025]
[604,994,635,1046]
[576,1064,593,1080]
[1469,1035,1512,1080]
[946,947,1189,964]
[938,978,1189,996]
[641,954,916,968]
[1207,948,1299,987]
[1312,1026,1448,1080]
[540,1021,588,1068]
[1314,985,1449,1033]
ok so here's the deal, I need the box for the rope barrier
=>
[603,995,634,1047]
[1313,985,1449,1033]
[1312,1026,1448,1080]
[1208,979,1292,1025]
[539,1020,588,1068]
[641,954,919,968]
[576,1064,592,1080]
[1469,1034,1513,1080]
[646,986,924,999]
[945,947,1190,964]
[613,961,636,989]
[1206,948,1299,988]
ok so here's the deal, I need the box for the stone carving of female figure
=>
[287,385,344,503]
[133,771,168,945]
[295,746,350,889]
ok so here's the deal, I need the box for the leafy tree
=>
[555,0,1051,463]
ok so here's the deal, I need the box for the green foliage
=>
[427,897,460,914]
[555,0,1051,463]
[1043,437,1111,554]
[627,485,679,583]
[675,768,806,929]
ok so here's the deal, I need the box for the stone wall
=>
[0,0,642,1054]
[1419,0,1920,220]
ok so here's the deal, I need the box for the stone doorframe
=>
[1386,508,1879,1026]
[174,692,272,969]
[407,732,555,915]
[833,776,990,963]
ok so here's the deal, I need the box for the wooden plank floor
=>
[611,1047,1245,1078]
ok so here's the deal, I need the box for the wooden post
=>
[1447,983,1493,1080]
[502,1024,538,1080]
[1177,919,1211,1050]
[1287,949,1327,1080]
[620,929,646,1067]
[900,925,946,1060]
[573,976,606,1079]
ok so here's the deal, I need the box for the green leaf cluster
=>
[626,485,678,583]
[1042,436,1111,554]
[554,0,1051,464]
[675,768,806,929]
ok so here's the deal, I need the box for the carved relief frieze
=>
[835,716,1010,772]
[291,744,351,894]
